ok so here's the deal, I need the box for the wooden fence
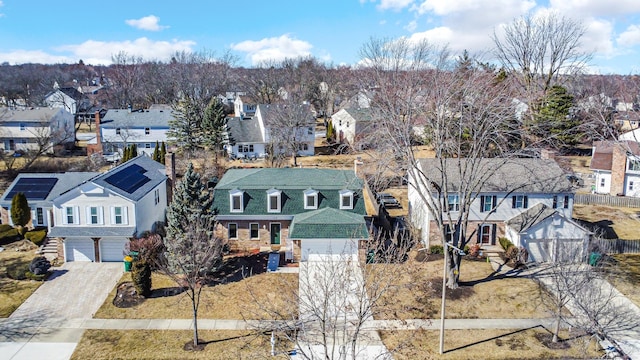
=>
[575,193,640,208]
[591,238,640,254]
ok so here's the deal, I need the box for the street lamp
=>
[439,242,466,355]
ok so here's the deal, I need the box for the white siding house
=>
[48,156,168,262]
[590,141,640,197]
[0,107,75,153]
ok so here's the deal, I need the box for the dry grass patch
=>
[0,241,41,317]
[371,253,547,320]
[95,271,298,320]
[606,254,640,308]
[71,329,290,360]
[381,329,601,360]
[572,204,640,239]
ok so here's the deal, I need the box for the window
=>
[629,159,640,172]
[228,223,238,239]
[563,195,570,209]
[339,120,342,126]
[145,127,150,135]
[116,127,121,135]
[631,181,635,191]
[340,190,354,210]
[113,207,124,224]
[511,195,528,209]
[447,194,460,212]
[480,195,496,212]
[304,189,318,209]
[299,143,309,151]
[19,123,25,131]
[267,189,281,213]
[307,127,313,135]
[87,206,102,225]
[230,190,243,212]
[552,195,558,209]
[600,178,606,187]
[154,189,160,205]
[145,143,151,149]
[36,208,44,225]
[65,206,75,224]
[250,223,259,239]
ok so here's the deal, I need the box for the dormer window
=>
[267,188,281,213]
[230,189,244,213]
[304,189,318,210]
[340,189,354,210]
[116,127,121,135]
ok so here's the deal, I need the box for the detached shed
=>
[505,204,591,263]
[289,207,370,261]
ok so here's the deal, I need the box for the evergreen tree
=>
[160,142,166,165]
[327,119,334,141]
[202,98,232,172]
[11,192,31,229]
[168,96,205,155]
[131,144,138,158]
[122,146,129,162]
[534,85,581,149]
[152,141,160,162]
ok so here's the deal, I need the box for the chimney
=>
[610,143,627,196]
[87,110,103,156]
[354,157,363,176]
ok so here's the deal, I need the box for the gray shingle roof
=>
[225,116,264,143]
[505,203,557,232]
[100,108,174,128]
[48,226,136,237]
[91,156,167,201]
[418,158,573,193]
[0,172,99,207]
[0,107,63,123]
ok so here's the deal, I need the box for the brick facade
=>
[610,144,627,196]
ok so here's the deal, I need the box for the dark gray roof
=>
[226,116,264,143]
[91,155,167,201]
[0,108,64,123]
[48,226,136,237]
[101,108,174,128]
[0,172,99,206]
[343,107,374,122]
[417,158,573,193]
[256,103,315,127]
[505,203,557,232]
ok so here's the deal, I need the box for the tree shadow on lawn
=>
[207,252,269,286]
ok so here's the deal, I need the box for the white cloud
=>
[617,25,640,47]
[57,37,195,65]
[415,0,535,16]
[125,15,168,31]
[378,0,414,11]
[549,0,640,18]
[230,35,313,66]
[581,18,615,55]
[404,20,417,32]
[0,50,73,65]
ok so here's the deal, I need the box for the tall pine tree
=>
[152,141,160,162]
[160,142,166,165]
[11,192,31,229]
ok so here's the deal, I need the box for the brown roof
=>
[590,141,640,171]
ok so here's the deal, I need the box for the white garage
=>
[99,238,130,262]
[64,238,95,262]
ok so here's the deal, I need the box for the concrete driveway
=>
[0,262,123,359]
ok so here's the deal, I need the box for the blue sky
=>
[0,0,639,74]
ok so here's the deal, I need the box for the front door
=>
[480,224,492,245]
[270,223,281,245]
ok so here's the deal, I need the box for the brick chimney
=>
[86,110,103,156]
[610,144,627,196]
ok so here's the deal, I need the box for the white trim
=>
[267,188,282,213]
[229,189,244,213]
[339,189,354,210]
[304,189,318,210]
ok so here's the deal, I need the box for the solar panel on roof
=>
[5,177,58,201]
[104,164,151,194]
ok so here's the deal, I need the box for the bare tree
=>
[263,101,315,167]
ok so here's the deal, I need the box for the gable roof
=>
[256,103,315,127]
[213,168,365,216]
[505,203,557,232]
[0,107,65,123]
[289,207,369,239]
[417,158,572,193]
[100,108,174,128]
[225,116,264,144]
[0,172,99,206]
[333,107,374,123]
[91,156,167,201]
[590,140,640,171]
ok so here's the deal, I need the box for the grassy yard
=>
[71,330,289,360]
[371,252,549,320]
[380,329,601,359]
[0,240,41,317]
[572,204,640,239]
[94,270,298,320]
[606,254,640,308]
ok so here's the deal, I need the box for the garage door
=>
[99,238,130,262]
[65,238,95,262]
[523,238,552,262]
[301,238,356,261]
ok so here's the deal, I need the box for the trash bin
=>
[124,255,133,272]
[589,252,602,266]
[129,251,139,260]
[367,249,375,264]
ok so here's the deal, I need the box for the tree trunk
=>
[192,302,199,346]
[446,251,461,289]
[552,304,562,343]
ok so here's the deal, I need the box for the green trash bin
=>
[124,255,133,272]
[589,252,602,266]
[367,249,375,264]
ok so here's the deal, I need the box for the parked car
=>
[377,192,401,208]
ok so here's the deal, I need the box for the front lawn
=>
[605,254,640,308]
[572,204,640,239]
[370,252,549,320]
[0,240,41,317]
[71,330,290,360]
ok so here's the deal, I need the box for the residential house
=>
[330,107,376,148]
[233,95,257,118]
[44,86,90,115]
[0,107,75,153]
[87,105,173,161]
[0,172,99,229]
[408,158,589,262]
[212,168,369,262]
[590,140,640,197]
[225,103,315,159]
[48,156,168,262]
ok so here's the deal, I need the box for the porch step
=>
[38,237,59,256]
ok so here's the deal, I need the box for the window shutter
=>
[552,195,558,209]
[30,208,36,225]
[492,196,497,210]
[523,196,528,208]
[62,207,68,225]
[123,207,128,224]
[491,223,497,244]
[477,224,482,241]
[480,197,485,212]
[98,206,104,225]
[511,196,516,208]
[85,207,91,224]
[110,207,115,225]
[74,206,80,225]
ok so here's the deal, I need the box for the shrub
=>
[29,256,51,275]
[128,234,165,270]
[429,245,444,254]
[468,243,481,257]
[499,237,514,251]
[506,246,519,262]
[6,263,29,280]
[0,224,13,233]
[131,260,152,297]
[0,228,20,243]
[25,271,47,281]
[25,229,48,246]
